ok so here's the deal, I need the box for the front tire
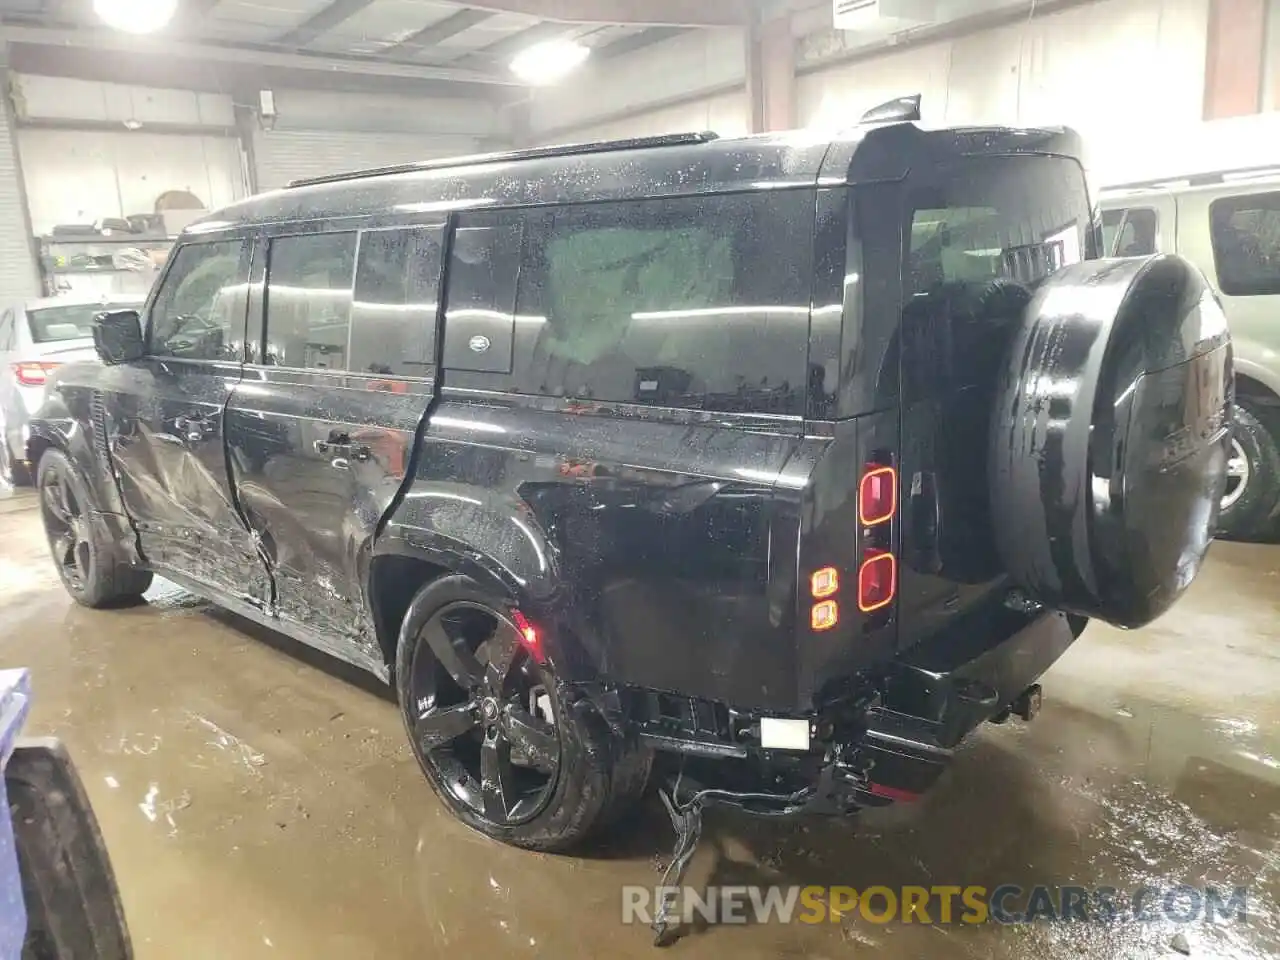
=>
[1217,402,1280,540]
[395,574,648,852]
[36,450,152,607]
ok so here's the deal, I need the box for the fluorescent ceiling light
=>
[510,39,591,85]
[94,0,177,34]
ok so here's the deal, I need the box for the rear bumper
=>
[619,608,1081,815]
[832,609,1080,809]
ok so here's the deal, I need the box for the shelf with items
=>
[37,235,173,298]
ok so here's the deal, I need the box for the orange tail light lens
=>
[858,551,897,613]
[859,465,897,526]
[810,567,839,599]
[811,600,839,631]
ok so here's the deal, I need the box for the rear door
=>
[225,223,444,668]
[894,155,1094,646]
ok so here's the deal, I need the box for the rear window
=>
[27,303,137,344]
[907,156,1091,294]
[1210,192,1280,296]
[509,192,813,415]
[1101,206,1159,257]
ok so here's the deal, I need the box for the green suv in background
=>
[1101,171,1280,539]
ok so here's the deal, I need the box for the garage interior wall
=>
[0,75,37,301]
[797,0,1275,185]
[12,74,246,235]
[529,29,749,144]
[252,89,508,191]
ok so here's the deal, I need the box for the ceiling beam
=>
[461,21,574,66]
[597,26,687,58]
[273,0,378,49]
[453,0,751,27]
[173,0,224,35]
[378,9,493,59]
[0,24,523,86]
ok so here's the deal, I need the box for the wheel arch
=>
[367,534,573,679]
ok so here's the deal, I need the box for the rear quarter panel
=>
[380,397,816,711]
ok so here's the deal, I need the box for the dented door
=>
[224,225,443,666]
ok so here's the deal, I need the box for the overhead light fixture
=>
[510,38,591,86]
[94,0,177,34]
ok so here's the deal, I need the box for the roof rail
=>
[286,131,721,189]
[1102,163,1280,193]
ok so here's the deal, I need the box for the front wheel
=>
[395,574,649,852]
[1217,403,1280,540]
[37,450,152,607]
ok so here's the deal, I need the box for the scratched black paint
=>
[25,124,1231,806]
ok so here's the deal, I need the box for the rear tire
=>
[395,574,649,852]
[1216,402,1280,540]
[36,449,152,607]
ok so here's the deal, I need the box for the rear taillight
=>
[12,361,60,387]
[857,550,896,612]
[859,465,897,526]
[808,463,899,632]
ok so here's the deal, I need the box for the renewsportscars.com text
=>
[621,884,1250,926]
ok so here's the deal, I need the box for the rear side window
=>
[26,302,137,344]
[1210,192,1280,296]
[263,232,358,370]
[907,157,1090,294]
[510,192,812,415]
[1101,206,1158,257]
[349,226,444,377]
[0,310,12,350]
[149,240,247,361]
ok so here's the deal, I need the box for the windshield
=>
[26,303,135,344]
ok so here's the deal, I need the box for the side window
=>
[441,222,522,374]
[1100,207,1158,257]
[263,232,358,370]
[149,240,247,361]
[1210,192,1280,296]
[507,192,812,415]
[0,310,12,351]
[349,226,444,377]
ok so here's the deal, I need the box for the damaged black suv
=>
[30,102,1231,865]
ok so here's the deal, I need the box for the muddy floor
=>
[0,487,1277,959]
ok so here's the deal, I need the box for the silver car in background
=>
[0,295,144,485]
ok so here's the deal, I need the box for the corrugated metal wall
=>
[252,129,480,191]
[0,80,38,302]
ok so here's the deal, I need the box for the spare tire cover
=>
[990,255,1232,628]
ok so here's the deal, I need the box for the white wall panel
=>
[529,29,747,139]
[797,0,1218,185]
[268,89,507,139]
[253,129,481,191]
[13,75,235,127]
[19,130,245,234]
[539,90,750,145]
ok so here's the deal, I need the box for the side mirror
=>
[92,309,144,365]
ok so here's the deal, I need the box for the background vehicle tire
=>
[1216,402,1280,540]
[990,255,1232,628]
[36,449,152,607]
[396,574,650,852]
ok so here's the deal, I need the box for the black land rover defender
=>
[29,108,1231,861]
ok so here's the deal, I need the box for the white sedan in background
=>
[0,294,144,485]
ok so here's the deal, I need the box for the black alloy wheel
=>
[40,459,91,593]
[407,600,561,827]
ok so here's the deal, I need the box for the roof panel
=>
[198,0,331,44]
[306,0,461,55]
[432,10,542,52]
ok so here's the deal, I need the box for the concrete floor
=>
[1,487,1277,959]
